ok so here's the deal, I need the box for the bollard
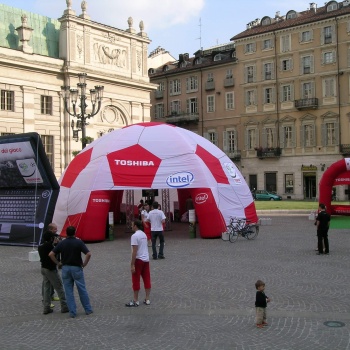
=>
[108,224,114,241]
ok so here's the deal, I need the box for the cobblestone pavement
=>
[1,216,350,350]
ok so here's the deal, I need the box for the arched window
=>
[286,10,297,19]
[214,53,222,61]
[326,1,338,11]
[148,68,155,74]
[261,16,271,26]
[163,65,169,72]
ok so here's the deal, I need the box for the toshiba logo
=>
[195,193,208,204]
[114,160,155,166]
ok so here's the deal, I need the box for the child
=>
[255,279,270,328]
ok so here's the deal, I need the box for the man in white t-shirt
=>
[125,220,151,307]
[146,201,166,260]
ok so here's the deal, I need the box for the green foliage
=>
[254,200,349,210]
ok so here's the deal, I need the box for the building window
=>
[223,130,236,152]
[323,26,333,44]
[263,62,273,80]
[207,73,214,82]
[41,135,54,167]
[322,51,335,64]
[263,87,274,104]
[186,76,198,92]
[285,174,294,194]
[207,95,215,112]
[226,69,233,78]
[263,39,273,50]
[301,55,313,74]
[41,96,53,115]
[158,82,165,91]
[262,127,275,148]
[225,92,234,110]
[300,30,312,42]
[301,82,314,99]
[246,128,257,150]
[282,125,294,148]
[170,100,181,115]
[281,84,293,102]
[327,2,338,12]
[186,98,198,114]
[1,90,14,111]
[265,172,277,192]
[322,121,338,146]
[169,79,181,95]
[281,58,293,71]
[245,65,255,83]
[281,35,291,52]
[286,10,297,19]
[155,104,164,119]
[323,78,335,97]
[245,90,256,106]
[245,42,255,53]
[301,124,315,147]
[205,131,217,145]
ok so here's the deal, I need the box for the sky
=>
[1,0,310,58]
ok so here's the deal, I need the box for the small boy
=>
[255,279,270,328]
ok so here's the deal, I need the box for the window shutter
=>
[252,42,256,52]
[291,84,295,101]
[223,131,228,151]
[290,58,294,71]
[331,24,336,43]
[170,101,173,113]
[271,63,275,79]
[321,28,325,45]
[255,128,260,148]
[300,126,304,147]
[321,123,327,146]
[280,126,285,148]
[244,67,248,83]
[334,121,339,145]
[310,55,314,73]
[312,124,316,146]
[203,132,209,140]
[271,87,276,103]
[253,65,257,82]
[244,129,249,149]
[300,57,303,75]
[262,128,267,147]
[186,99,190,113]
[291,126,296,147]
[310,82,315,98]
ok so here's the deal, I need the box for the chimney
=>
[310,2,317,13]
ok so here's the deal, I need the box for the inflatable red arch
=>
[319,158,350,215]
[53,123,258,240]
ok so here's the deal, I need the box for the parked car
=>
[255,190,282,201]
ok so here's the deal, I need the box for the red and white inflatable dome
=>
[53,123,258,240]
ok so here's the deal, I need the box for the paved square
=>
[1,216,350,350]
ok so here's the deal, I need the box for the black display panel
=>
[0,133,59,246]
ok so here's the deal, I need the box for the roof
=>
[232,2,350,41]
[0,4,60,58]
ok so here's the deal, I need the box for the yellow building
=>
[149,1,350,200]
[0,2,155,177]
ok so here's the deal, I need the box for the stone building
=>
[149,1,350,200]
[0,1,155,177]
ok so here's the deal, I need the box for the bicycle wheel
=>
[246,225,259,240]
[228,226,238,243]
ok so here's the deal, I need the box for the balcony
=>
[256,147,281,159]
[340,144,350,156]
[155,90,164,99]
[294,98,318,110]
[205,80,215,91]
[225,150,241,161]
[165,112,199,126]
[224,77,234,87]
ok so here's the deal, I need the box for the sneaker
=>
[262,322,268,326]
[158,255,165,259]
[61,308,69,313]
[50,303,55,308]
[143,299,151,305]
[85,310,93,315]
[152,256,158,260]
[43,309,53,315]
[51,296,60,301]
[256,324,263,328]
[125,300,139,307]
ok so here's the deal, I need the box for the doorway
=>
[303,173,316,199]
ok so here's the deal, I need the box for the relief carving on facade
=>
[77,34,84,58]
[93,42,128,68]
[137,50,142,71]
[104,32,120,43]
[101,105,125,124]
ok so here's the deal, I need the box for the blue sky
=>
[1,0,309,58]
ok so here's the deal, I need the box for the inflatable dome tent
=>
[53,122,258,240]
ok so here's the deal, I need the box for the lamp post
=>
[61,73,104,149]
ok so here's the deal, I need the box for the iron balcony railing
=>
[294,98,318,110]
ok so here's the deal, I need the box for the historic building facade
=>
[0,1,155,177]
[149,1,350,200]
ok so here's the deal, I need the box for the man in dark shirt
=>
[38,231,68,315]
[49,226,93,318]
[316,203,331,255]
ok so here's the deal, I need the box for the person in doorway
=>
[125,220,151,307]
[49,226,93,318]
[141,203,151,247]
[38,231,69,315]
[315,203,330,255]
[146,201,166,259]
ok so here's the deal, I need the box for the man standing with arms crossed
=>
[49,226,93,318]
[146,201,166,260]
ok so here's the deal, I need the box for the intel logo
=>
[166,171,194,188]
[195,193,208,204]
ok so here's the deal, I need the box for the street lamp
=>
[61,73,104,148]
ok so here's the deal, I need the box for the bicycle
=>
[223,217,259,243]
